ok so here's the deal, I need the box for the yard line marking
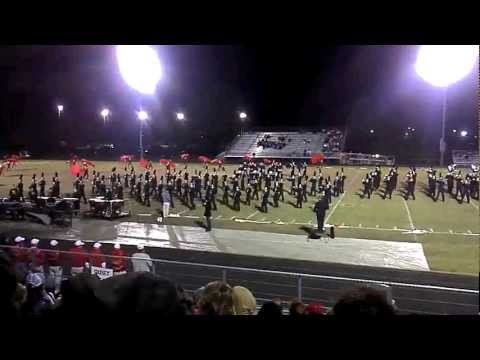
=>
[214,215,222,220]
[401,198,417,242]
[324,169,362,224]
[229,216,235,220]
[290,219,296,224]
[376,224,379,228]
[469,201,479,211]
[393,226,397,230]
[430,228,434,232]
[467,230,472,234]
[358,224,362,227]
[246,210,259,219]
[449,229,453,234]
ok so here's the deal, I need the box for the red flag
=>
[180,153,190,161]
[198,156,210,163]
[243,154,252,161]
[70,163,81,176]
[210,158,224,165]
[80,159,96,167]
[168,161,177,169]
[310,153,325,165]
[139,159,149,169]
[159,159,170,165]
[263,158,272,165]
[120,155,133,162]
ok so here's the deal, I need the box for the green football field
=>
[1,160,478,275]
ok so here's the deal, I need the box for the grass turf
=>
[1,160,478,275]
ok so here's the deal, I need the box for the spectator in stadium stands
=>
[11,236,29,281]
[90,242,106,268]
[131,244,153,273]
[0,252,25,321]
[304,303,326,316]
[46,240,62,294]
[111,243,127,275]
[232,286,257,315]
[100,272,185,317]
[197,281,234,315]
[289,300,306,316]
[177,285,195,315]
[257,301,283,317]
[21,272,56,318]
[28,238,45,274]
[332,286,396,316]
[69,240,89,276]
[53,273,106,320]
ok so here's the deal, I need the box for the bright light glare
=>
[369,129,374,134]
[101,108,110,118]
[460,130,468,137]
[239,112,247,119]
[415,45,478,87]
[137,110,149,121]
[176,112,185,120]
[57,105,64,112]
[116,45,162,95]
[452,129,457,133]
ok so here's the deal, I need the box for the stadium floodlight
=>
[176,112,185,120]
[460,130,468,137]
[137,110,149,121]
[116,45,162,95]
[137,110,149,159]
[404,132,409,136]
[452,129,457,133]
[369,129,374,134]
[239,112,247,120]
[411,128,415,132]
[57,104,64,117]
[415,45,479,166]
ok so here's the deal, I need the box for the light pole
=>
[239,111,247,136]
[57,104,64,118]
[137,110,149,160]
[101,108,110,125]
[116,45,162,160]
[415,45,478,167]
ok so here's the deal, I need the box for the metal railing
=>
[1,244,478,314]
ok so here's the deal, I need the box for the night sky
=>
[0,45,477,160]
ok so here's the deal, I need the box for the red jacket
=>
[10,245,29,262]
[111,248,127,272]
[46,250,62,266]
[28,247,45,267]
[90,248,106,267]
[69,246,89,267]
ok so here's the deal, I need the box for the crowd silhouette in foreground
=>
[1,239,397,321]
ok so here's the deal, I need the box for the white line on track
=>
[246,211,259,219]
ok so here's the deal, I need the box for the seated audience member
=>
[197,281,234,315]
[21,272,56,318]
[257,301,283,317]
[232,286,256,315]
[304,302,325,316]
[96,272,185,317]
[332,286,396,316]
[0,253,25,321]
[289,300,305,316]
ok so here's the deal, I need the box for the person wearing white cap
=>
[68,240,89,276]
[11,236,29,281]
[28,238,45,274]
[131,244,153,273]
[90,242,106,268]
[46,240,63,294]
[111,243,127,276]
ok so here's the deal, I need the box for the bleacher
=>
[452,150,479,167]
[223,129,343,160]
